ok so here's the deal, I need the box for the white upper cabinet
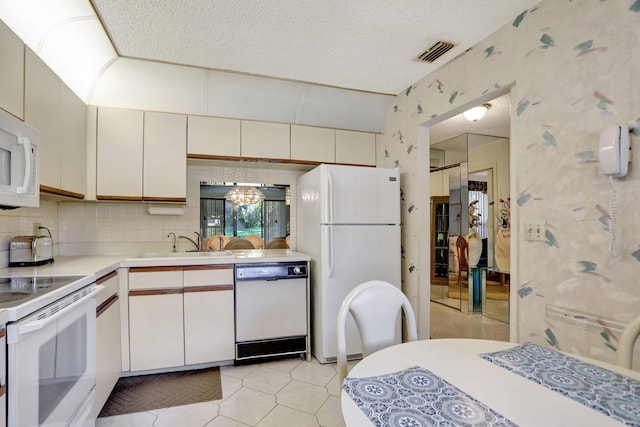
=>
[187,115,241,158]
[59,82,87,196]
[290,125,335,163]
[143,111,187,201]
[241,120,290,160]
[0,19,24,119]
[96,107,144,200]
[25,48,86,198]
[335,129,376,166]
[96,108,186,201]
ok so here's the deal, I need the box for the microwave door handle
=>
[16,137,31,195]
[11,286,103,339]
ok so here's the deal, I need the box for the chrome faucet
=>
[178,231,201,251]
[218,235,225,251]
[167,232,177,252]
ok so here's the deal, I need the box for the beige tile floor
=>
[96,302,508,427]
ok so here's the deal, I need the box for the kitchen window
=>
[200,183,290,241]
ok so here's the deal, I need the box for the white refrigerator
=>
[296,164,401,363]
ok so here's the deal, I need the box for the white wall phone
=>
[598,125,630,258]
[598,125,630,177]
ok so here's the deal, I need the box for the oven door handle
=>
[14,286,103,337]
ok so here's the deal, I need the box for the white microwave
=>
[0,108,40,209]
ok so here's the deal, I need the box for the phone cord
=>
[609,175,618,258]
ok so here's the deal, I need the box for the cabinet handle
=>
[97,294,119,317]
[97,270,118,284]
[184,285,233,293]
[129,288,183,297]
[16,137,31,195]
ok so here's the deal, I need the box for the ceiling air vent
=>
[416,41,456,63]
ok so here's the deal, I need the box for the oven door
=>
[7,285,101,427]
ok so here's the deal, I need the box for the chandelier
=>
[225,186,265,205]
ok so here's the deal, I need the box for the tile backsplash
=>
[0,164,307,266]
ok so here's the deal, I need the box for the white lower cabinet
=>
[129,293,185,371]
[0,326,5,427]
[184,266,235,364]
[92,270,122,418]
[127,265,234,372]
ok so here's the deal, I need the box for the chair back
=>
[265,237,288,249]
[206,234,229,251]
[244,234,265,249]
[456,235,469,270]
[336,280,417,384]
[618,315,640,369]
[225,238,255,249]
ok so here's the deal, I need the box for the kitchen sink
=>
[137,250,235,259]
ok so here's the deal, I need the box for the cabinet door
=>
[187,115,241,157]
[59,83,86,197]
[290,125,335,163]
[335,129,376,166]
[93,297,121,418]
[24,48,86,198]
[184,290,234,364]
[143,111,187,201]
[183,266,234,364]
[129,294,184,371]
[0,19,24,119]
[241,121,290,160]
[96,107,144,200]
[24,48,61,190]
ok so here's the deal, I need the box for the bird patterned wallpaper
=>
[378,0,640,366]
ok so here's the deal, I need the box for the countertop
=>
[0,249,310,324]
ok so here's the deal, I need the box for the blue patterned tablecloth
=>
[481,342,640,427]
[343,366,517,426]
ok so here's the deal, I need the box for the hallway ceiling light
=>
[463,103,491,122]
[225,186,264,205]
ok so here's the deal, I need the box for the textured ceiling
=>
[91,0,540,95]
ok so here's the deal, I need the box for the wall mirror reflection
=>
[429,129,510,323]
[200,182,290,250]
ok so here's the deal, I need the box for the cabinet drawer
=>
[96,270,119,306]
[183,265,233,287]
[129,267,183,290]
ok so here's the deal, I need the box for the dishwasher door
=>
[235,262,309,361]
[235,278,307,341]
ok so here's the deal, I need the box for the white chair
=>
[336,280,418,384]
[617,315,640,369]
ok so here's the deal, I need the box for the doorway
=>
[425,91,512,332]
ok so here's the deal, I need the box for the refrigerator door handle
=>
[325,170,333,224]
[325,225,334,277]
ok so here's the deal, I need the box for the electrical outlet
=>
[525,221,546,242]
[33,222,41,236]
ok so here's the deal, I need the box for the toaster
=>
[9,235,54,267]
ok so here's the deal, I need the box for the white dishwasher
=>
[235,262,309,362]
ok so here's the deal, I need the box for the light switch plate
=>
[525,221,545,242]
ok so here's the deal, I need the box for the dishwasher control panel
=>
[235,262,308,281]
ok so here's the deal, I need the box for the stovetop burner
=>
[0,275,86,309]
